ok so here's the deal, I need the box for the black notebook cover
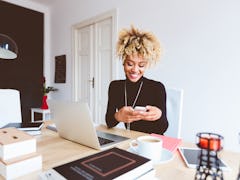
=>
[53,147,152,180]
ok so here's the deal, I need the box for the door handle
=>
[89,77,94,88]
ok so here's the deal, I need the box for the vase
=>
[41,95,48,109]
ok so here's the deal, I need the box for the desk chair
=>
[0,89,22,127]
[165,88,184,138]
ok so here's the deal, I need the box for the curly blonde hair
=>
[116,25,161,65]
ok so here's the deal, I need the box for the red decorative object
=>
[195,132,224,180]
[41,95,48,109]
[199,137,221,151]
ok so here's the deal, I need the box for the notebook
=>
[150,133,182,153]
[48,100,129,150]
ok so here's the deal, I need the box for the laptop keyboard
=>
[98,136,114,145]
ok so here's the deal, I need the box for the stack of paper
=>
[0,127,42,179]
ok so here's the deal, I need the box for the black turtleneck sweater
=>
[105,76,168,135]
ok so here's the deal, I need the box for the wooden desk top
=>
[11,122,240,180]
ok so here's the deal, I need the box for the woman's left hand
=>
[141,105,162,121]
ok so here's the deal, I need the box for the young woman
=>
[105,26,168,134]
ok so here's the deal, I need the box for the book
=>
[150,133,182,153]
[0,127,36,161]
[39,147,153,180]
[0,152,42,179]
[2,122,43,131]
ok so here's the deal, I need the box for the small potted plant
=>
[41,77,58,109]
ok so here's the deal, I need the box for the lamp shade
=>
[0,33,18,59]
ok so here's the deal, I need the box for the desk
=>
[15,122,240,180]
[31,108,51,122]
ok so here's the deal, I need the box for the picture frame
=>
[54,55,66,83]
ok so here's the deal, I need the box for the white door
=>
[72,10,118,124]
[94,19,113,124]
[75,25,94,111]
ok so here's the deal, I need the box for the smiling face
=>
[123,54,148,82]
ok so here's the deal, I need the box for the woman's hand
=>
[114,106,143,123]
[114,105,162,123]
[143,105,162,121]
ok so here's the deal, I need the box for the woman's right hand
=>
[114,106,144,123]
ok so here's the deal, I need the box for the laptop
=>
[48,100,129,150]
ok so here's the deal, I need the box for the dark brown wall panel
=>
[0,1,44,123]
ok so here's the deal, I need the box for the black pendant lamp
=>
[0,33,18,59]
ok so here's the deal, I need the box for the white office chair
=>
[164,88,184,138]
[0,89,22,127]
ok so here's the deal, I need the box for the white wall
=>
[8,0,240,152]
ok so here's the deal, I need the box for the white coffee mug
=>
[130,135,163,163]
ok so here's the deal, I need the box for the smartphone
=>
[134,106,147,112]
